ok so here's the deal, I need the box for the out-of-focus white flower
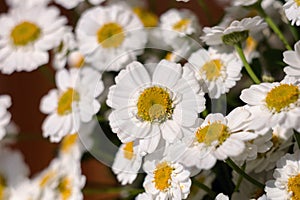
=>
[0,6,67,74]
[5,0,50,7]
[186,46,242,99]
[265,150,300,199]
[76,4,147,71]
[233,0,259,6]
[107,60,205,154]
[112,141,143,185]
[0,95,11,141]
[176,0,190,2]
[215,193,229,200]
[201,16,266,46]
[283,40,300,77]
[283,0,300,26]
[240,78,300,132]
[40,68,104,142]
[54,0,106,9]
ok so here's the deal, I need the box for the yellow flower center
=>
[58,177,72,200]
[195,122,230,145]
[295,0,300,7]
[265,84,300,113]
[97,23,125,48]
[133,7,158,27]
[0,175,6,199]
[61,133,78,153]
[137,86,173,122]
[57,88,80,116]
[201,59,223,81]
[10,21,41,46]
[123,142,134,160]
[173,19,190,32]
[39,171,56,188]
[288,173,300,200]
[153,162,174,191]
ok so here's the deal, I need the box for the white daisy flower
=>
[76,4,147,71]
[215,193,229,200]
[5,0,50,7]
[283,40,300,77]
[112,141,144,185]
[0,95,11,141]
[143,159,191,200]
[201,16,267,46]
[240,78,300,132]
[265,150,300,200]
[186,46,243,99]
[233,0,259,6]
[136,192,154,200]
[0,6,67,74]
[40,67,104,142]
[107,60,205,153]
[0,147,30,199]
[160,9,201,47]
[283,0,300,26]
[177,107,257,170]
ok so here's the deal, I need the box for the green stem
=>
[226,158,265,189]
[233,163,246,192]
[257,5,292,50]
[234,43,261,84]
[294,131,300,149]
[197,0,213,25]
[192,178,216,198]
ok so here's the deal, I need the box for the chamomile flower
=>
[143,159,191,200]
[283,0,300,26]
[0,95,11,140]
[240,78,300,132]
[201,16,266,46]
[283,40,300,77]
[112,141,143,185]
[0,6,67,74]
[40,67,104,142]
[265,150,300,200]
[177,107,257,170]
[107,60,205,153]
[186,47,242,99]
[76,4,147,71]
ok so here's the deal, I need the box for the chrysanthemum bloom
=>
[265,150,300,199]
[177,107,257,170]
[283,0,300,26]
[283,40,300,77]
[76,4,147,71]
[143,159,191,199]
[240,77,300,131]
[186,47,242,99]
[40,68,104,142]
[0,6,67,74]
[201,16,266,46]
[0,95,11,140]
[107,60,205,153]
[112,141,143,185]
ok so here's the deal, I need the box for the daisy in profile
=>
[40,67,104,142]
[240,77,300,132]
[283,0,300,26]
[186,47,242,99]
[283,40,300,77]
[0,95,11,140]
[107,60,205,153]
[0,5,67,74]
[76,4,147,71]
[201,16,266,46]
[265,150,300,199]
[112,141,144,185]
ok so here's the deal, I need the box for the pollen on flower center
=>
[10,21,41,46]
[153,162,174,191]
[61,133,78,153]
[201,59,223,81]
[0,175,6,199]
[173,19,190,31]
[288,173,300,200]
[265,84,300,112]
[97,23,125,48]
[58,177,72,200]
[133,7,158,27]
[57,88,80,116]
[123,142,134,160]
[137,86,173,122]
[195,122,230,145]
